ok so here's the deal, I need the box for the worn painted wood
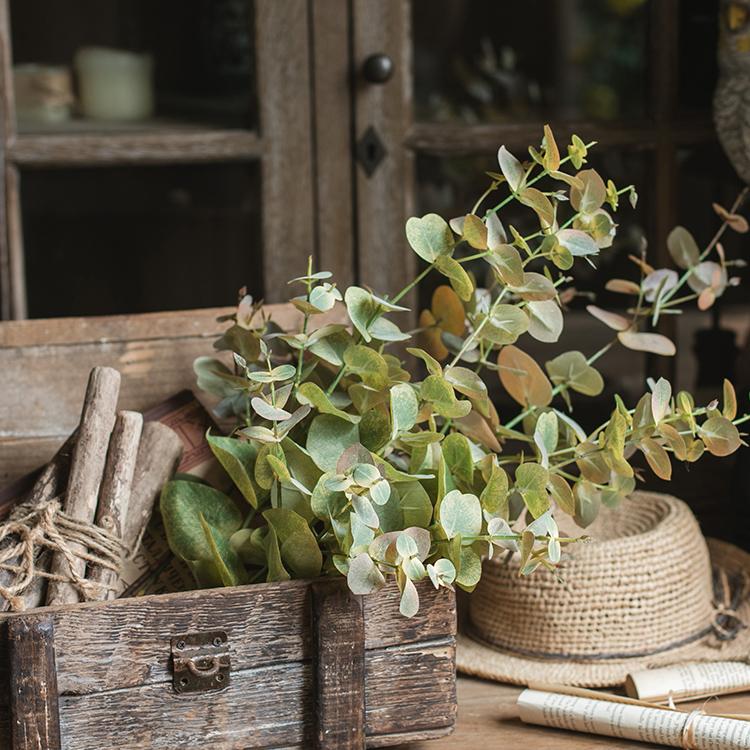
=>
[4,166,24,320]
[0,581,455,749]
[47,368,121,606]
[255,0,317,300]
[312,580,366,749]
[0,304,346,485]
[404,121,716,155]
[8,130,262,168]
[351,0,415,314]
[0,579,454,695]
[7,615,61,750]
[0,0,11,320]
[311,0,356,290]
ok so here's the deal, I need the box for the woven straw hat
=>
[457,492,750,687]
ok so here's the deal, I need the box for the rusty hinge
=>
[171,630,230,694]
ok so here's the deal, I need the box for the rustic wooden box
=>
[0,307,457,750]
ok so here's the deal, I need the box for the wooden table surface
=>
[397,676,750,749]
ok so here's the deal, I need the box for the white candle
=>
[74,47,154,121]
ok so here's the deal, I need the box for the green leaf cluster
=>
[166,127,748,618]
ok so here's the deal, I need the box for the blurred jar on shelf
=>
[74,47,154,121]
[13,64,74,125]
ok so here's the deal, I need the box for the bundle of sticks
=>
[0,366,184,611]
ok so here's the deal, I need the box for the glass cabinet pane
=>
[21,162,262,318]
[10,0,257,132]
[678,0,718,116]
[412,0,650,124]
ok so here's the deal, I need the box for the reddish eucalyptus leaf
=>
[587,305,630,331]
[618,330,676,356]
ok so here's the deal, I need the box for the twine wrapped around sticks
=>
[0,497,128,611]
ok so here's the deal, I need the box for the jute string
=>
[0,497,128,610]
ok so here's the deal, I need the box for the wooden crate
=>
[0,307,457,749]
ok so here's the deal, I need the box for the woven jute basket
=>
[457,492,750,687]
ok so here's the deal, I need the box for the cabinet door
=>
[0,0,331,319]
[351,1,748,398]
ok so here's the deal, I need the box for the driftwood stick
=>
[46,367,121,606]
[0,433,77,612]
[88,411,143,601]
[121,421,183,556]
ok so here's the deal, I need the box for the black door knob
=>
[362,53,394,84]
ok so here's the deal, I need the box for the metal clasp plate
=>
[171,630,230,694]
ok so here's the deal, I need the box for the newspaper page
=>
[517,687,750,749]
[626,661,750,704]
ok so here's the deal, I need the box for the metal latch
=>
[171,630,230,694]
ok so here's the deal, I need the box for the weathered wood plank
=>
[0,0,13,320]
[7,615,62,750]
[312,580,365,749]
[351,0,415,311]
[365,642,456,736]
[0,304,342,348]
[311,0,355,290]
[0,581,455,697]
[35,640,454,750]
[8,130,262,168]
[255,0,316,300]
[0,306,346,484]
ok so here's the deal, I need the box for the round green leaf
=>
[307,414,360,472]
[439,490,482,540]
[263,507,323,579]
[700,416,742,457]
[343,345,389,390]
[435,255,474,301]
[526,300,563,343]
[667,226,700,269]
[390,383,419,439]
[347,553,386,595]
[206,433,259,507]
[484,304,529,346]
[405,213,454,262]
[297,382,360,424]
[160,480,243,563]
[545,350,604,397]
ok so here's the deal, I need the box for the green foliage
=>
[164,127,749,617]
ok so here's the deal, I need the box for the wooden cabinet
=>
[0,0,325,318]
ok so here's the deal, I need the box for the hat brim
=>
[457,539,750,688]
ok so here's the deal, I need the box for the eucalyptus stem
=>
[661,187,748,306]
[392,261,436,304]
[294,256,314,389]
[472,184,497,215]
[484,140,597,219]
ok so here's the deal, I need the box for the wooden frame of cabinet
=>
[351,0,731,378]
[0,0,359,321]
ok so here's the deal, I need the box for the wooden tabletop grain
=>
[396,676,750,749]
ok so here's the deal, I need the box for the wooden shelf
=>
[8,119,262,167]
[406,119,716,156]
